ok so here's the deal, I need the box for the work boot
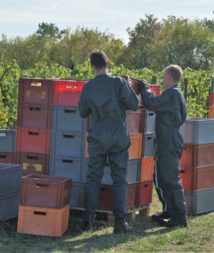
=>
[159,216,187,228]
[151,211,171,222]
[113,218,132,234]
[83,220,93,231]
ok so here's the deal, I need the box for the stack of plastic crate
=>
[0,163,22,220]
[49,78,88,208]
[0,129,16,163]
[180,117,214,214]
[16,78,54,175]
[208,77,214,118]
[136,83,161,207]
[17,174,72,237]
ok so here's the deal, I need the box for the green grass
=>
[0,190,213,253]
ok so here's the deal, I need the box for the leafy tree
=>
[35,22,67,39]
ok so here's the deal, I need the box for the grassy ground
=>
[0,190,213,253]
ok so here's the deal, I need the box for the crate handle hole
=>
[34,211,46,216]
[36,183,49,188]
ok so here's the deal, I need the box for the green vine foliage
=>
[0,60,214,128]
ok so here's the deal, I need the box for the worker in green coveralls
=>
[78,50,139,233]
[140,65,187,227]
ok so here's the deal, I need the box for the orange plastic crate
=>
[180,143,214,168]
[126,109,146,133]
[208,106,214,118]
[140,156,155,181]
[17,204,69,237]
[180,165,214,191]
[84,133,143,159]
[129,133,143,159]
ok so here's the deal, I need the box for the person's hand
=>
[140,79,148,87]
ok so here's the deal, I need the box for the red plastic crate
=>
[126,109,146,133]
[120,76,141,95]
[0,152,15,163]
[20,174,72,208]
[148,84,161,96]
[208,106,214,118]
[16,127,50,154]
[15,152,49,175]
[180,143,214,168]
[17,103,52,129]
[209,92,214,107]
[136,181,153,206]
[180,165,214,190]
[83,183,137,211]
[140,156,155,181]
[17,204,69,237]
[18,78,55,105]
[52,79,88,106]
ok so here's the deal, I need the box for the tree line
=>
[1,14,214,72]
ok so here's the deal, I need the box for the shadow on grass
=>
[0,212,197,253]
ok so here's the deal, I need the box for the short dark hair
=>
[164,65,183,82]
[90,50,108,69]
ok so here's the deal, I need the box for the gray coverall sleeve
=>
[78,89,91,118]
[120,79,139,111]
[140,82,173,111]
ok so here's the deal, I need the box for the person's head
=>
[90,50,109,72]
[163,64,183,89]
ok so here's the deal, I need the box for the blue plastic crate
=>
[49,155,82,181]
[185,188,214,215]
[181,117,214,144]
[82,158,141,184]
[51,105,88,132]
[50,130,86,157]
[0,129,16,152]
[0,192,20,220]
[0,163,22,195]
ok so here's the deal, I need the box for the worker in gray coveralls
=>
[140,65,187,227]
[78,50,139,233]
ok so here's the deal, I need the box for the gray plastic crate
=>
[185,188,214,215]
[51,106,88,132]
[0,163,22,195]
[0,192,20,220]
[82,158,141,184]
[0,129,16,152]
[49,155,82,181]
[144,110,156,133]
[142,132,155,156]
[50,130,86,157]
[182,117,214,144]
[70,181,84,207]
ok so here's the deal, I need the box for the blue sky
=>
[0,0,213,44]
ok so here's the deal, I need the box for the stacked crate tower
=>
[17,77,160,216]
[180,117,214,214]
[208,77,214,118]
[16,78,54,175]
[17,174,72,236]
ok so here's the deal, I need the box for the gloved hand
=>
[140,79,148,87]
